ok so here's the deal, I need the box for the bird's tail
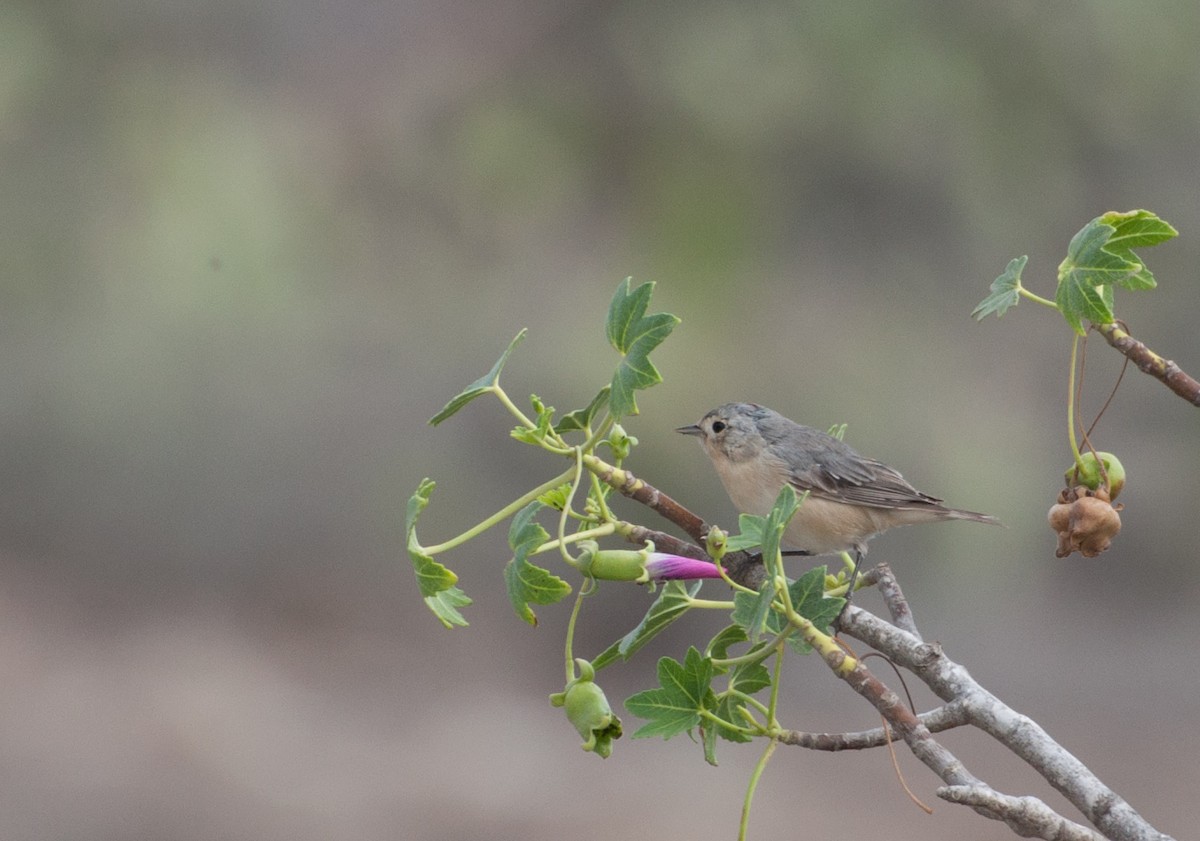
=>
[945,508,1003,526]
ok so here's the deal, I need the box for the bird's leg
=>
[833,550,863,633]
[843,550,864,601]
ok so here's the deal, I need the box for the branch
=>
[1094,322,1200,406]
[585,455,1172,840]
[938,785,1108,841]
[776,700,968,750]
[839,607,1175,841]
[860,562,922,639]
[583,454,766,589]
[582,453,707,542]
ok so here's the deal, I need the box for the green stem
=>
[729,691,771,718]
[423,469,574,555]
[580,413,616,453]
[739,647,784,841]
[710,628,794,669]
[563,579,591,683]
[739,740,776,841]
[683,597,737,611]
[1018,286,1059,310]
[492,385,536,430]
[1067,334,1086,472]
[532,523,618,556]
[766,640,785,728]
[490,384,576,454]
[699,708,758,738]
[557,448,585,562]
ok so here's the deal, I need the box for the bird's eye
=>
[710,420,727,434]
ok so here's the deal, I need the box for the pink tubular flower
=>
[642,552,724,581]
[571,541,723,582]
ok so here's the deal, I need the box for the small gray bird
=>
[677,402,1000,595]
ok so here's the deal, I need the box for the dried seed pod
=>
[1047,485,1123,558]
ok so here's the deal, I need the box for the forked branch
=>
[598,461,1173,841]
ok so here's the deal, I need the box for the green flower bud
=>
[607,424,638,461]
[549,659,622,758]
[705,526,728,562]
[569,540,722,583]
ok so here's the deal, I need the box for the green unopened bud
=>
[705,526,728,563]
[549,659,622,758]
[1066,452,1126,500]
[608,424,638,461]
[569,540,722,583]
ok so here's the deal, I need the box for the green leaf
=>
[423,587,473,628]
[782,565,844,654]
[760,484,798,576]
[605,278,681,418]
[1056,211,1176,334]
[732,580,775,641]
[971,255,1028,320]
[626,647,716,740]
[1101,209,1178,253]
[536,482,574,511]
[711,694,754,746]
[730,661,772,696]
[705,624,750,666]
[592,580,701,670]
[732,565,843,654]
[510,394,556,446]
[406,479,472,628]
[555,386,611,433]
[1101,209,1177,291]
[504,502,571,626]
[731,485,800,640]
[705,628,774,751]
[724,513,766,552]
[701,715,722,763]
[429,329,527,425]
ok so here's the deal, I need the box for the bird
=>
[676,402,1000,599]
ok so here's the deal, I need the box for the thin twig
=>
[864,562,922,640]
[584,454,766,589]
[1093,321,1200,406]
[776,700,970,751]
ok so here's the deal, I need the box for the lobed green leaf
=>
[423,587,473,628]
[733,580,775,642]
[592,580,702,670]
[605,278,681,418]
[626,647,716,740]
[729,661,772,696]
[555,387,611,434]
[782,566,844,654]
[1056,210,1176,334]
[504,502,571,626]
[429,329,527,425]
[971,255,1028,320]
[406,479,472,628]
[724,513,766,552]
[760,485,798,576]
[705,624,750,665]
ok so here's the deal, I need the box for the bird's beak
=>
[675,423,704,437]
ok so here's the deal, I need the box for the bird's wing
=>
[788,454,945,511]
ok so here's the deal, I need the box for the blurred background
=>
[1,1,1197,838]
